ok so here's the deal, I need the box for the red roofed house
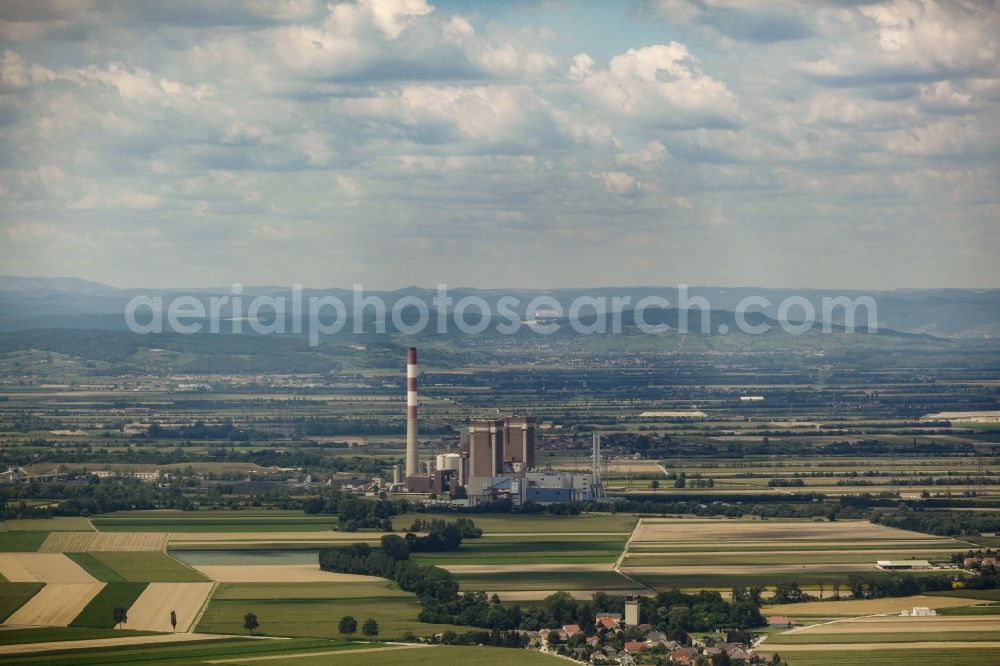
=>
[562,624,582,636]
[623,641,648,653]
[596,614,621,629]
[669,647,699,664]
[981,557,998,567]
[964,557,980,566]
[767,616,795,628]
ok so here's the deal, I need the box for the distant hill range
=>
[0,275,997,339]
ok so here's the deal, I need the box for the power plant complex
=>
[396,347,605,505]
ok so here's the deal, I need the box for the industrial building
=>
[400,347,604,504]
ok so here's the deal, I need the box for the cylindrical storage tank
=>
[436,453,461,472]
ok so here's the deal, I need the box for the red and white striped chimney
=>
[406,347,419,477]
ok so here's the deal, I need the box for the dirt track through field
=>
[194,564,386,583]
[0,632,225,656]
[3,583,104,626]
[39,532,168,552]
[123,582,216,632]
[0,553,98,582]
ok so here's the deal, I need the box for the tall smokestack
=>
[406,347,419,477]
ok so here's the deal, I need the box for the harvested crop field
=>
[631,519,954,544]
[38,532,168,553]
[3,583,105,626]
[620,517,967,594]
[0,553,98,583]
[124,582,216,632]
[194,564,386,583]
[791,616,1000,635]
[765,595,985,617]
[758,641,1000,652]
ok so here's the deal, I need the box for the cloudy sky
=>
[0,0,998,290]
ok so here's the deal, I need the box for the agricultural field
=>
[195,582,469,639]
[69,582,148,628]
[0,553,99,583]
[762,647,1000,666]
[224,645,568,666]
[0,532,47,552]
[0,583,43,622]
[0,635,370,665]
[38,532,167,552]
[92,512,336,533]
[125,582,215,632]
[66,552,209,582]
[3,583,105,626]
[620,518,970,595]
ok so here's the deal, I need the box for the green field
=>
[67,552,209,582]
[70,582,148,628]
[91,512,335,533]
[453,570,636,591]
[928,589,1000,601]
[211,582,410,600]
[0,637,358,665]
[938,604,1000,616]
[762,648,1000,666]
[0,583,43,622]
[170,549,321,566]
[1,518,93,532]
[0,627,155,646]
[252,645,566,666]
[66,553,128,582]
[413,536,625,565]
[0,531,47,552]
[197,595,470,639]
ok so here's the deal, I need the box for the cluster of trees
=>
[846,573,954,599]
[875,509,1000,537]
[147,420,251,441]
[336,615,379,639]
[1,476,191,519]
[303,491,408,531]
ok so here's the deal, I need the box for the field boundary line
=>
[188,581,219,632]
[613,517,654,595]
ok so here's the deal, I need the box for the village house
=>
[668,646,699,664]
[623,640,648,653]
[767,615,796,629]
